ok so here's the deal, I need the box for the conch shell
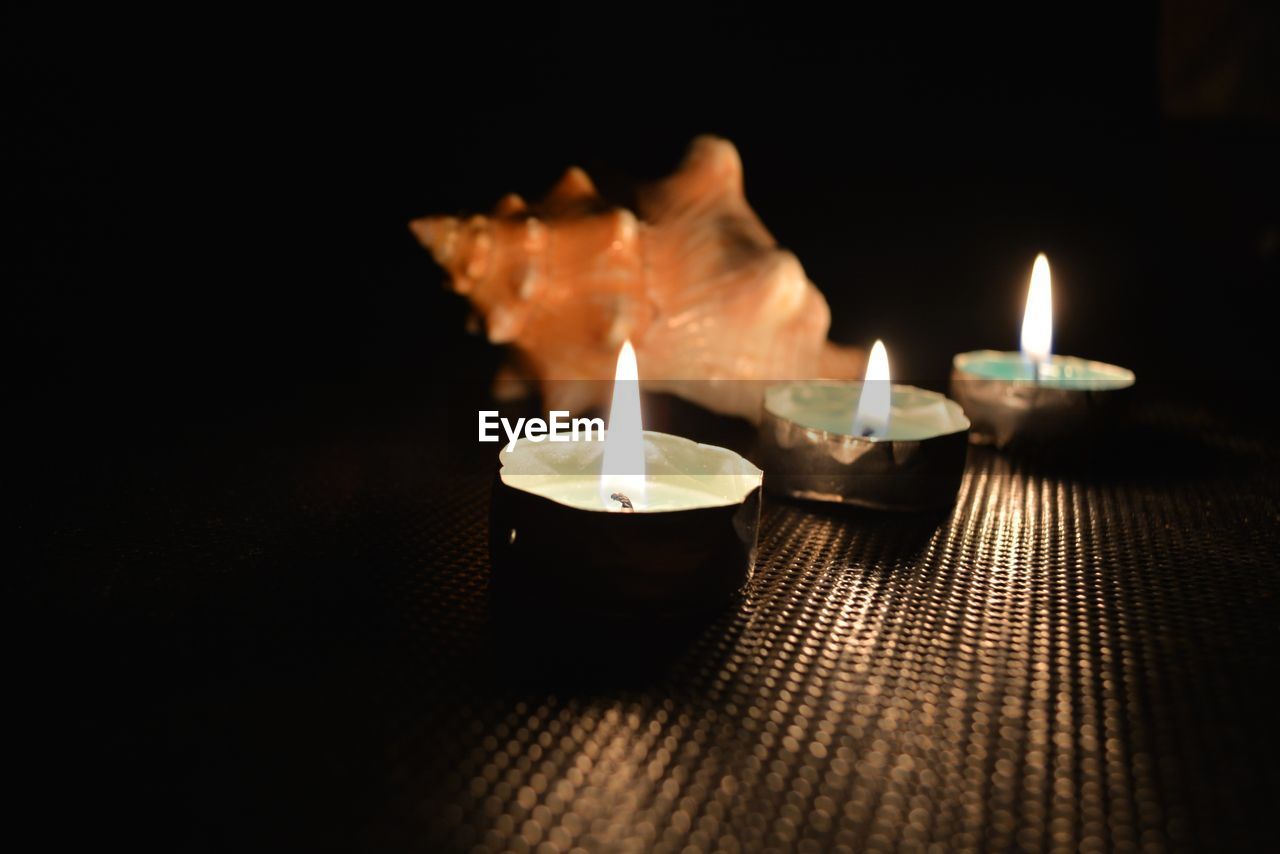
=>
[410,136,864,421]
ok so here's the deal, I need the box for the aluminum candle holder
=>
[757,382,971,512]
[489,432,763,620]
[950,350,1136,448]
[951,254,1137,448]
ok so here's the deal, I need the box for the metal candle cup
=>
[490,431,763,619]
[950,350,1135,448]
[757,382,970,512]
[951,254,1136,448]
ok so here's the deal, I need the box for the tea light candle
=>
[490,341,763,618]
[757,341,970,511]
[950,254,1135,447]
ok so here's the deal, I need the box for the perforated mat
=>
[23,399,1280,852]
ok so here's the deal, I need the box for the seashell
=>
[410,136,865,421]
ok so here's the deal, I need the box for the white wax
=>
[764,382,969,442]
[499,430,762,513]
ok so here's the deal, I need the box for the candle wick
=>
[610,492,634,512]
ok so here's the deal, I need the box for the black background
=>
[9,4,1280,849]
[11,5,1278,446]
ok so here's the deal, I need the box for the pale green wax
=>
[498,431,763,513]
[764,382,969,441]
[499,478,740,512]
[953,350,1135,390]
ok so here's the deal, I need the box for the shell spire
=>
[545,166,601,208]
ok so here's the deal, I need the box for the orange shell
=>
[410,136,864,420]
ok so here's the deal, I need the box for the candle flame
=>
[600,339,646,509]
[1021,253,1053,367]
[852,339,891,438]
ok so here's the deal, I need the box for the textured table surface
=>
[20,393,1280,852]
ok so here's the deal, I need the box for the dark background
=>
[8,4,1280,849]
[10,4,1278,445]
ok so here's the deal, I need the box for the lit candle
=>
[600,340,647,509]
[757,340,970,511]
[851,340,891,438]
[951,254,1135,447]
[1021,253,1053,375]
[490,341,763,617]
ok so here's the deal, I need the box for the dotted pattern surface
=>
[400,456,1280,853]
[28,406,1280,852]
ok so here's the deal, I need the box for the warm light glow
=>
[1021,253,1053,367]
[852,339,891,438]
[600,340,646,509]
